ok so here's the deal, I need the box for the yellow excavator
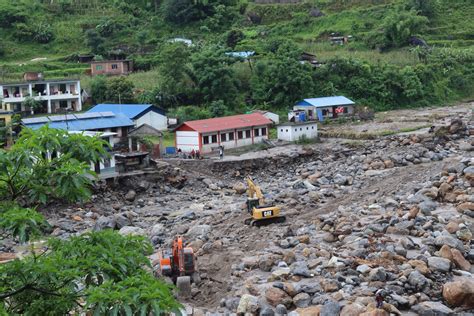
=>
[245,177,286,227]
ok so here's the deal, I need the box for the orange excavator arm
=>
[172,236,186,275]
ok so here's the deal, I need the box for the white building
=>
[252,110,280,125]
[87,104,168,131]
[277,121,318,142]
[175,113,272,153]
[0,79,82,114]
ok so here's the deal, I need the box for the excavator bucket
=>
[176,276,191,298]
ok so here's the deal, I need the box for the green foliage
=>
[105,76,135,104]
[0,231,181,315]
[14,21,54,44]
[0,2,26,27]
[21,96,42,112]
[374,9,429,49]
[90,75,108,103]
[191,46,240,105]
[162,0,237,25]
[0,204,48,243]
[406,0,438,17]
[0,126,108,204]
[84,29,105,55]
[226,29,245,49]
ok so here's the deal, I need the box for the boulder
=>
[118,226,145,236]
[237,294,260,315]
[442,278,474,308]
[186,225,211,239]
[438,245,453,261]
[408,270,429,290]
[260,307,274,316]
[320,301,341,316]
[450,248,471,271]
[412,301,453,316]
[320,278,340,292]
[434,235,464,251]
[368,267,387,281]
[340,303,365,316]
[125,189,136,201]
[427,257,451,272]
[359,309,389,316]
[291,261,311,278]
[295,305,322,316]
[293,292,311,308]
[408,259,430,275]
[93,216,116,231]
[233,182,247,195]
[265,287,292,307]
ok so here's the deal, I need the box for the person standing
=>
[219,145,224,159]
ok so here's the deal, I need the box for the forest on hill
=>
[0,0,473,119]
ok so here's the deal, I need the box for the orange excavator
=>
[158,236,197,296]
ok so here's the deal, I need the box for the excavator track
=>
[244,216,286,227]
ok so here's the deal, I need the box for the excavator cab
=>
[245,178,286,227]
[157,236,198,297]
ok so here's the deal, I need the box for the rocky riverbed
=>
[4,111,473,316]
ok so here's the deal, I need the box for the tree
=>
[381,10,429,48]
[22,96,42,114]
[251,44,313,108]
[90,75,108,103]
[191,46,239,105]
[226,29,244,49]
[162,0,237,24]
[85,29,105,55]
[105,76,135,104]
[0,127,181,315]
[406,0,438,17]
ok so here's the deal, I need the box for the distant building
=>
[90,60,133,76]
[277,121,318,142]
[174,113,272,153]
[292,96,355,122]
[87,104,168,131]
[1,77,82,115]
[21,112,134,144]
[252,110,280,125]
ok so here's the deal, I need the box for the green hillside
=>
[0,0,473,116]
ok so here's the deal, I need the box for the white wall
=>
[278,123,318,141]
[176,131,199,152]
[136,111,168,131]
[264,112,280,125]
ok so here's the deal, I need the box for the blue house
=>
[292,96,355,122]
[87,104,168,131]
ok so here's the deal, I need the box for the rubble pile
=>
[2,117,472,315]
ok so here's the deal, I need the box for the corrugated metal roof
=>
[87,104,165,119]
[180,113,272,133]
[22,112,134,131]
[225,51,255,59]
[296,96,355,108]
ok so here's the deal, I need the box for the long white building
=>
[1,78,82,115]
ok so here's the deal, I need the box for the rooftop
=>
[278,120,319,127]
[87,104,165,119]
[296,96,355,108]
[0,78,80,86]
[90,60,131,64]
[21,112,134,131]
[179,113,272,133]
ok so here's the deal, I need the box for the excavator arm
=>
[246,177,265,205]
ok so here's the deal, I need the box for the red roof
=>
[179,113,272,133]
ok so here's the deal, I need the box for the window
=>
[245,130,251,138]
[254,128,260,137]
[262,128,267,136]
[300,128,302,131]
[280,129,283,132]
[238,131,243,139]
[295,129,297,132]
[95,65,103,71]
[203,136,209,145]
[286,129,288,132]
[306,127,309,130]
[111,128,117,133]
[221,133,227,142]
[312,126,314,129]
[211,135,217,143]
[0,119,5,127]
[343,107,348,113]
[111,64,118,69]
[229,132,234,141]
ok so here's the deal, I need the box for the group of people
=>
[176,148,201,159]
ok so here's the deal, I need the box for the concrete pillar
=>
[77,81,82,111]
[46,83,50,96]
[28,84,32,98]
[47,99,52,113]
[128,137,132,152]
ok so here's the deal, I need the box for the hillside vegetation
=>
[0,0,473,117]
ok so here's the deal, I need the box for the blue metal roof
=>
[225,51,255,59]
[87,104,165,119]
[22,112,134,131]
[296,96,355,108]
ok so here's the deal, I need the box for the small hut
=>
[127,124,163,159]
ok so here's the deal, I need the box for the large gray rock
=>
[259,307,275,316]
[125,189,136,201]
[114,214,131,229]
[368,267,387,281]
[320,301,341,316]
[237,294,260,315]
[186,224,211,239]
[291,261,311,278]
[412,301,454,316]
[435,235,464,251]
[427,256,451,272]
[419,199,437,214]
[118,226,145,236]
[93,216,115,231]
[293,292,311,308]
[408,270,429,291]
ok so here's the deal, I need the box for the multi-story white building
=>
[0,78,82,115]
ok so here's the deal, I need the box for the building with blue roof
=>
[293,96,355,122]
[21,112,135,143]
[87,104,168,131]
